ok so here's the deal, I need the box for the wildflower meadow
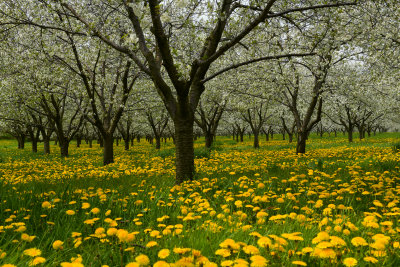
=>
[1,134,399,267]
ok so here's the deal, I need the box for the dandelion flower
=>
[363,256,378,263]
[158,249,170,259]
[23,248,42,257]
[292,261,307,266]
[343,257,357,267]
[135,254,150,266]
[52,240,64,250]
[66,210,75,215]
[351,237,368,247]
[29,257,46,266]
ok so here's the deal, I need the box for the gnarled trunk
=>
[17,135,25,149]
[103,134,114,165]
[347,126,354,143]
[288,133,293,143]
[205,132,214,148]
[253,132,259,149]
[124,137,130,151]
[43,138,50,154]
[174,117,195,184]
[155,136,161,150]
[296,132,307,154]
[60,139,69,157]
[31,139,38,153]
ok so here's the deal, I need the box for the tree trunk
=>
[103,134,114,165]
[155,136,161,150]
[288,133,293,143]
[32,139,38,153]
[124,137,130,151]
[89,138,93,148]
[43,138,50,154]
[348,128,353,143]
[60,139,69,157]
[282,131,286,140]
[77,136,82,147]
[253,132,259,149]
[99,137,104,148]
[240,132,244,142]
[174,117,195,184]
[17,135,25,149]
[205,132,213,148]
[296,132,307,154]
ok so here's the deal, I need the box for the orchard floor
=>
[0,133,400,266]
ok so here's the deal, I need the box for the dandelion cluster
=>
[0,135,400,266]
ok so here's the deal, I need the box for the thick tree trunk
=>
[205,132,213,148]
[155,136,161,150]
[348,128,353,143]
[282,131,286,140]
[266,133,269,141]
[288,133,293,143]
[174,117,195,184]
[253,132,260,149]
[43,138,50,154]
[296,132,307,154]
[60,139,69,157]
[32,139,38,153]
[240,132,244,142]
[17,135,25,149]
[103,134,114,165]
[89,138,93,148]
[124,138,130,151]
[99,137,104,148]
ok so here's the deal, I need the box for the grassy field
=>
[0,133,400,266]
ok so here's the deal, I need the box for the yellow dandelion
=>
[158,249,170,259]
[41,201,52,209]
[29,257,46,266]
[52,240,64,250]
[23,248,42,257]
[66,210,75,215]
[146,241,158,248]
[351,237,368,247]
[363,256,378,263]
[343,257,357,267]
[135,254,150,266]
[153,261,170,267]
[292,261,307,266]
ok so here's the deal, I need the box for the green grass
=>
[0,133,400,266]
